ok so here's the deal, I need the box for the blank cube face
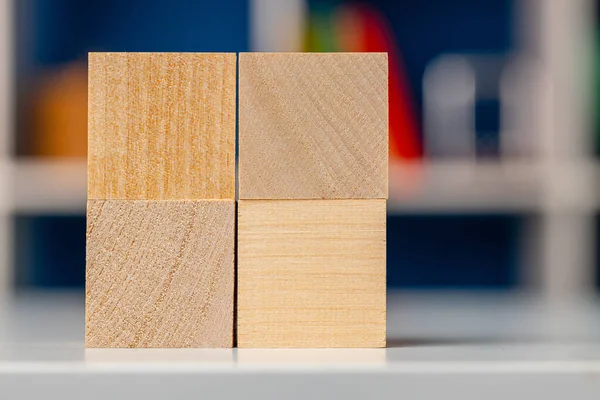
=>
[88,53,236,200]
[237,199,386,348]
[239,53,388,200]
[86,200,235,348]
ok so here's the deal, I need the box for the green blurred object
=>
[305,1,340,52]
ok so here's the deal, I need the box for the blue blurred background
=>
[4,0,598,296]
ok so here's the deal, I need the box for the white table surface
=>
[1,290,600,399]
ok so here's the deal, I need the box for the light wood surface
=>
[88,53,236,200]
[86,200,235,348]
[239,52,388,200]
[237,199,386,348]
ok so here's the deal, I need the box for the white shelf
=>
[8,159,600,214]
[12,159,87,214]
[1,291,599,399]
[388,161,544,213]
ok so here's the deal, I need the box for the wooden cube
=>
[237,199,386,348]
[88,52,236,200]
[86,200,235,348]
[238,52,388,200]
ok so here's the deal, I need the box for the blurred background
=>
[0,0,597,300]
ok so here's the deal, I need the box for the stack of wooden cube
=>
[86,52,387,348]
[237,53,388,348]
[86,53,237,348]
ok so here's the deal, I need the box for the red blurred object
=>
[339,3,421,160]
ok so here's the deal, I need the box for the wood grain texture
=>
[237,199,386,348]
[88,53,236,200]
[239,52,388,200]
[86,200,235,348]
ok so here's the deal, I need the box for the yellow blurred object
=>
[32,62,87,158]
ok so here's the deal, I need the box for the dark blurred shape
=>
[474,99,501,157]
[15,215,85,288]
[387,214,520,289]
